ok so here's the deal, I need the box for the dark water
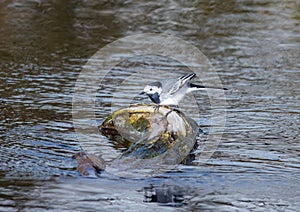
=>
[1,0,299,211]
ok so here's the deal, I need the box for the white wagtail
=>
[140,73,227,106]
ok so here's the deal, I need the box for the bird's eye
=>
[150,88,153,91]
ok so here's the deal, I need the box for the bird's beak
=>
[139,91,146,95]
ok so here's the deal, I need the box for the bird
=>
[139,73,227,106]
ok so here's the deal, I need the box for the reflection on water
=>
[0,0,299,211]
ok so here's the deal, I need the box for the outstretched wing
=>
[168,73,196,95]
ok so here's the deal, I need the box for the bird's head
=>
[139,82,162,104]
[139,81,162,96]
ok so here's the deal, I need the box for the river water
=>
[0,1,299,211]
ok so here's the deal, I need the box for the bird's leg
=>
[153,104,160,112]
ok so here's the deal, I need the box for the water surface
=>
[0,0,299,211]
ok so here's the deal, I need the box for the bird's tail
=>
[189,83,228,91]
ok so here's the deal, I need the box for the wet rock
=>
[76,105,199,177]
[100,105,199,164]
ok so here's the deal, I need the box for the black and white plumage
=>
[140,73,227,106]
